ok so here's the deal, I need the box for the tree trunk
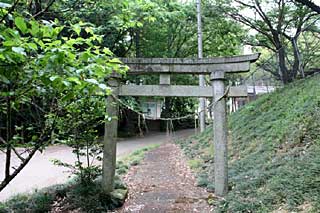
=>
[273,32,294,84]
[0,146,40,191]
[5,85,12,181]
[135,29,141,58]
[0,131,51,192]
[292,38,305,78]
[278,47,292,83]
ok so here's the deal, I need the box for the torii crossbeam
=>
[102,53,260,197]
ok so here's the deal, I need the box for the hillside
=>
[177,74,320,212]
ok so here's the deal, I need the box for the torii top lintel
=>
[120,53,260,75]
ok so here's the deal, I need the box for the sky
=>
[314,0,320,6]
[184,0,320,6]
[183,0,320,4]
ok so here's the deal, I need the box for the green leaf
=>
[109,58,122,64]
[85,27,93,35]
[73,24,81,36]
[27,43,38,50]
[98,83,109,90]
[0,2,11,8]
[0,75,10,84]
[103,48,113,56]
[85,78,99,85]
[30,21,40,36]
[14,17,28,34]
[67,77,81,85]
[79,52,90,62]
[12,47,26,56]
[49,76,59,81]
[62,80,71,87]
[3,40,17,47]
[62,93,75,102]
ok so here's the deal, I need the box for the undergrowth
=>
[0,144,159,213]
[177,74,320,212]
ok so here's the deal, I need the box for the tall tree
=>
[219,0,319,83]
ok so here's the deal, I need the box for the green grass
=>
[0,184,67,213]
[177,74,320,212]
[0,144,160,213]
[116,144,160,174]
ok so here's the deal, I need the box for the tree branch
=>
[229,12,276,46]
[32,0,56,18]
[244,41,276,52]
[0,128,52,192]
[0,0,20,23]
[254,0,275,31]
[295,0,320,14]
[11,147,25,162]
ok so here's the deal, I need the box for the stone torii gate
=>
[102,53,259,197]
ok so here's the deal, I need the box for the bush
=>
[0,185,64,213]
[65,181,126,212]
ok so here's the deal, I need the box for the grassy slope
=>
[177,74,320,212]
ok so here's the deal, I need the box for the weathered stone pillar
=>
[102,75,120,193]
[210,71,228,196]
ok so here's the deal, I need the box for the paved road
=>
[0,129,195,201]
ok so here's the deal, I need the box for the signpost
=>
[103,53,259,196]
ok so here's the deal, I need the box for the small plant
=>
[52,97,106,186]
[188,159,203,170]
[52,135,103,186]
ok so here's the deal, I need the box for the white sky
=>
[313,0,320,6]
[183,0,320,4]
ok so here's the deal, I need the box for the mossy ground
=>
[177,74,320,212]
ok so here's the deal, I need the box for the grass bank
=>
[177,74,320,212]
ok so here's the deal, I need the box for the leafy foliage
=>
[0,8,127,191]
[218,0,320,83]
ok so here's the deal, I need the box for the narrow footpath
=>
[117,143,213,212]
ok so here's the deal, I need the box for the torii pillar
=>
[211,71,228,196]
[102,74,120,193]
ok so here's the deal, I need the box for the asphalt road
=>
[0,129,195,201]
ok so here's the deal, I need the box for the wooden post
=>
[102,76,120,193]
[211,71,228,196]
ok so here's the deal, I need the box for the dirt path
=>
[0,129,195,201]
[117,143,213,212]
